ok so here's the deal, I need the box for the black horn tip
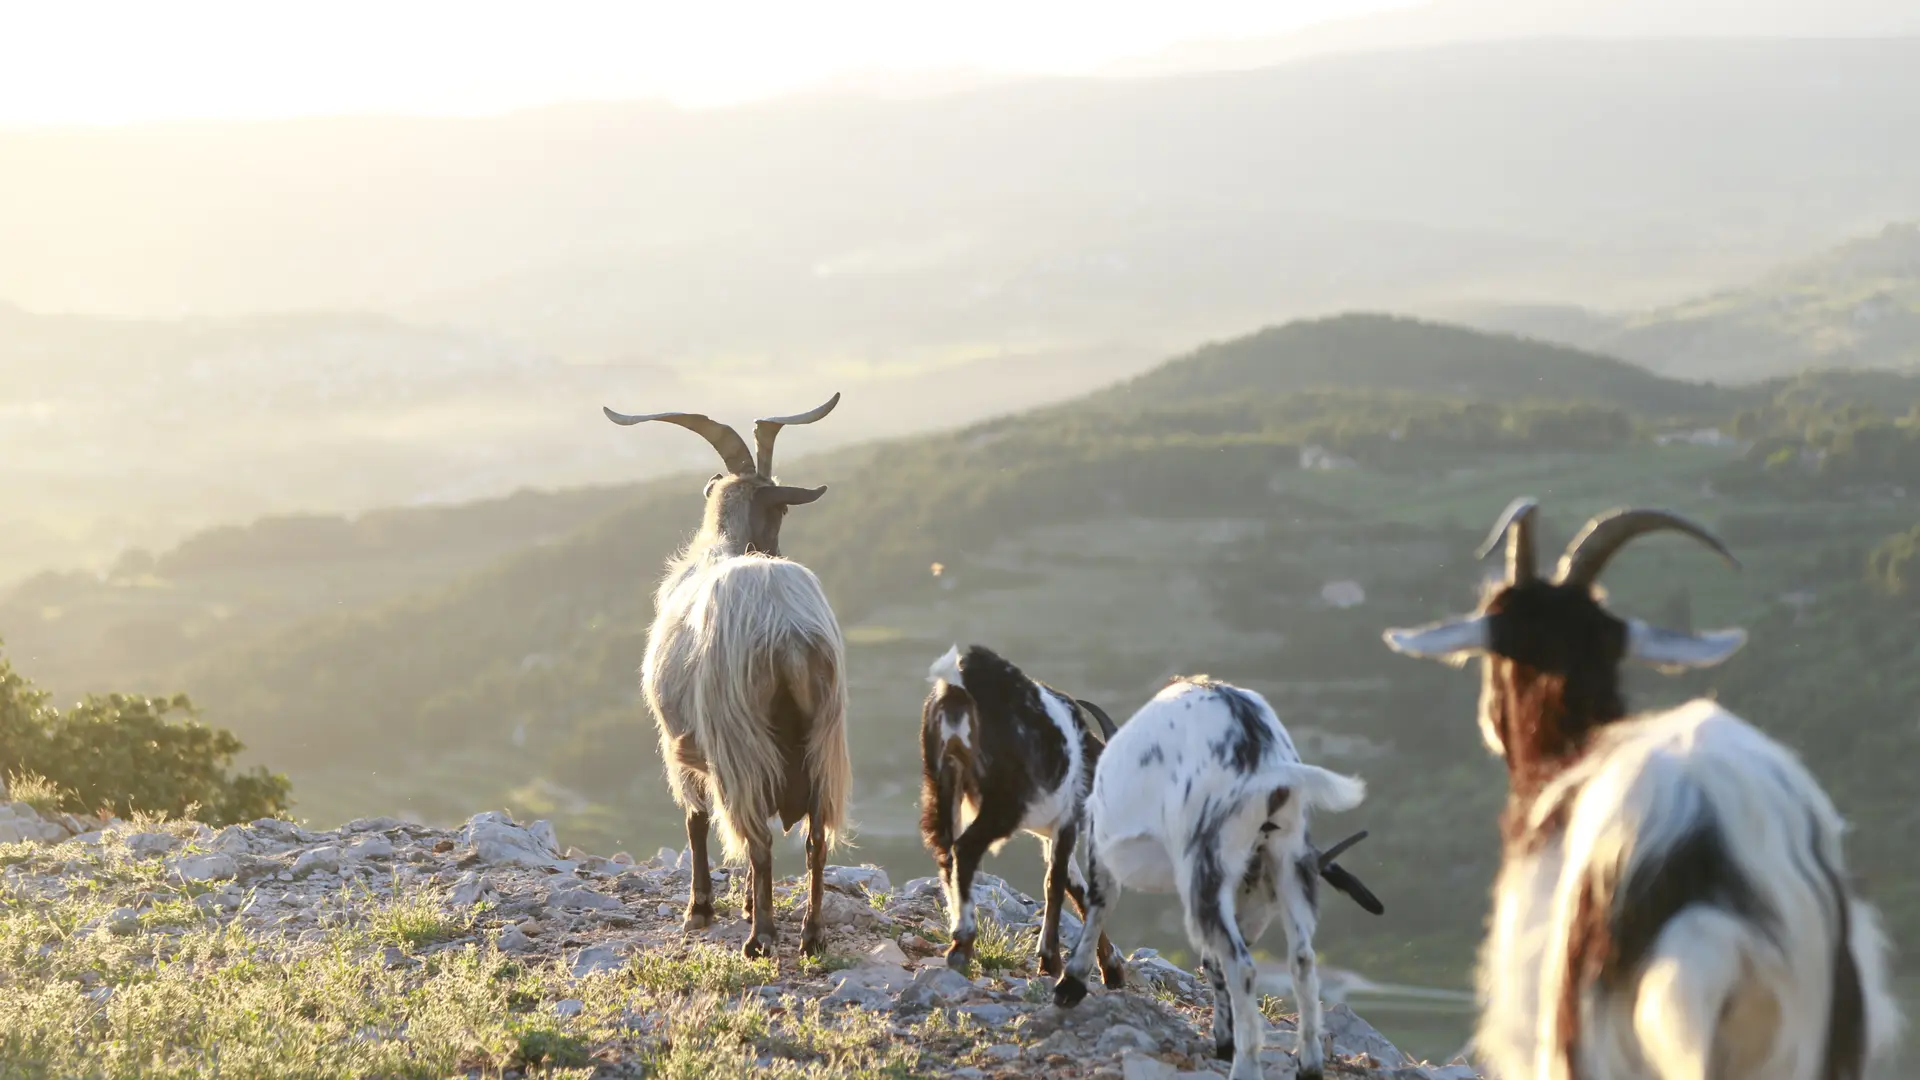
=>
[1317,830,1369,868]
[1474,497,1539,560]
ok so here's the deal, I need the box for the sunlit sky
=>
[0,0,1420,127]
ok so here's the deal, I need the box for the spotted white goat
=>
[604,393,851,961]
[920,644,1126,983]
[1383,499,1902,1080]
[1054,675,1381,1080]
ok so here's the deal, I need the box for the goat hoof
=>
[1036,952,1062,978]
[743,932,777,960]
[800,922,825,958]
[1100,962,1127,990]
[1213,1038,1235,1062]
[1053,974,1089,1008]
[944,940,974,971]
[682,908,713,932]
[1295,1067,1323,1080]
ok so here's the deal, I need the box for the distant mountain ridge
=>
[1442,222,1920,379]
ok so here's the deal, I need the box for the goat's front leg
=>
[800,795,828,957]
[1054,809,1119,1007]
[742,836,778,960]
[682,808,714,932]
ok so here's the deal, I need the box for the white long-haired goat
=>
[1383,499,1902,1080]
[604,393,851,961]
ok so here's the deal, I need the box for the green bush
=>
[0,640,290,824]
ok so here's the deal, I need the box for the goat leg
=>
[743,837,778,960]
[801,794,827,957]
[683,809,714,932]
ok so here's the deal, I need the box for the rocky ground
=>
[0,796,1478,1078]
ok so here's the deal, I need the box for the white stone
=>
[896,966,973,1008]
[123,832,178,857]
[819,890,878,929]
[291,847,342,878]
[1120,1050,1177,1080]
[863,940,910,968]
[462,812,561,869]
[1098,1024,1157,1055]
[347,836,395,860]
[554,998,585,1018]
[446,871,495,909]
[549,887,623,911]
[823,864,891,895]
[570,944,628,979]
[169,853,237,883]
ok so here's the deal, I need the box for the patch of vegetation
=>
[629,944,777,995]
[967,918,1037,975]
[0,642,290,825]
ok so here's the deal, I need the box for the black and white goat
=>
[920,644,1127,983]
[1053,675,1381,1080]
[605,393,852,961]
[1383,499,1902,1080]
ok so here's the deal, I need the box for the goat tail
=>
[929,643,966,690]
[1261,762,1367,815]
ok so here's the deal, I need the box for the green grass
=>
[968,918,1036,975]
[629,944,777,995]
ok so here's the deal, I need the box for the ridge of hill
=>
[1445,222,1920,380]
[0,795,1473,1078]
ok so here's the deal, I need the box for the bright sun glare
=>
[0,0,1418,126]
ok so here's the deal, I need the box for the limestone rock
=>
[1324,1002,1412,1068]
[863,939,910,968]
[896,966,974,1009]
[346,835,394,860]
[123,832,179,857]
[461,811,561,869]
[291,846,342,878]
[823,864,891,896]
[570,944,628,979]
[819,889,878,929]
[549,886,623,912]
[169,853,237,883]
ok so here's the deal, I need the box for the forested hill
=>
[9,311,1920,1055]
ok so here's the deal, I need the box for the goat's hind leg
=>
[1188,865,1267,1080]
[1037,830,1072,977]
[945,802,1023,971]
[1066,856,1127,988]
[1054,813,1119,1007]
[742,835,778,960]
[671,754,718,933]
[1279,851,1327,1080]
[800,794,828,957]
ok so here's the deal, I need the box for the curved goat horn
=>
[754,392,841,477]
[1312,831,1384,916]
[1475,497,1540,583]
[1554,508,1740,589]
[603,407,755,476]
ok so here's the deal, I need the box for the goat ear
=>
[702,472,725,498]
[1625,620,1747,672]
[1382,616,1489,666]
[762,484,827,507]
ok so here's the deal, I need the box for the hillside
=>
[1445,222,1920,380]
[0,797,1472,1078]
[12,313,1920,1059]
[0,300,1154,589]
